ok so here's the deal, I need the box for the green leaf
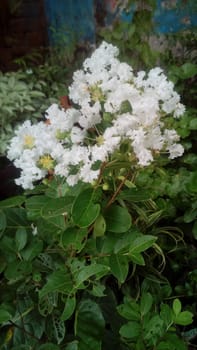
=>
[0,195,25,208]
[119,321,141,339]
[186,172,197,193]
[61,295,76,321]
[160,304,174,328]
[104,205,131,233]
[140,292,153,316]
[130,252,145,265]
[4,207,27,229]
[38,292,58,316]
[75,299,105,350]
[39,270,73,298]
[183,207,197,223]
[118,188,150,201]
[0,308,12,323]
[114,229,143,253]
[109,254,129,283]
[21,238,43,261]
[173,298,182,316]
[72,188,100,228]
[41,196,73,218]
[174,311,193,326]
[52,314,65,344]
[74,263,110,289]
[143,315,164,342]
[61,227,87,252]
[26,195,49,220]
[15,228,27,251]
[129,235,157,254]
[0,210,6,236]
[93,214,106,237]
[117,298,140,321]
[181,63,197,79]
[157,333,187,350]
[189,118,197,130]
[5,260,32,282]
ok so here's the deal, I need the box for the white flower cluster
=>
[7,41,185,189]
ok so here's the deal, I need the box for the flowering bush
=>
[7,41,185,190]
[1,42,194,350]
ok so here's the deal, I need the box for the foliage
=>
[0,173,193,349]
[98,0,158,69]
[0,65,66,155]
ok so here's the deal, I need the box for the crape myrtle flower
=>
[7,41,185,189]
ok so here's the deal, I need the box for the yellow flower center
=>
[89,84,105,102]
[38,155,54,170]
[96,135,104,145]
[23,135,35,149]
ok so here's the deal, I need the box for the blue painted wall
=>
[44,0,197,45]
[44,0,95,45]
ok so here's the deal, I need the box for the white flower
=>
[7,41,185,189]
[168,143,184,159]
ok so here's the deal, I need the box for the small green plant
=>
[118,294,193,349]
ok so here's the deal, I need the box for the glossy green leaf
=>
[21,238,43,261]
[26,195,49,220]
[140,292,153,316]
[72,188,100,227]
[61,295,76,321]
[114,229,142,253]
[5,260,32,282]
[130,252,145,265]
[15,228,27,251]
[0,308,12,323]
[160,304,174,328]
[0,195,25,208]
[129,235,157,254]
[109,254,129,283]
[74,263,110,289]
[105,205,131,233]
[75,299,105,350]
[4,207,27,229]
[39,270,73,298]
[173,298,182,316]
[41,196,73,218]
[61,227,87,252]
[186,172,197,193]
[174,311,193,326]
[119,321,141,339]
[93,214,106,237]
[117,298,140,321]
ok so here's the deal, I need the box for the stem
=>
[106,173,129,208]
